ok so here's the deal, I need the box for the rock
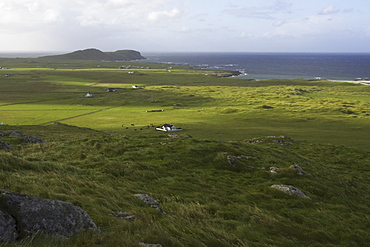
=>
[0,190,98,240]
[269,167,280,173]
[139,243,163,247]
[0,141,12,149]
[9,131,24,137]
[113,212,138,221]
[262,105,274,109]
[271,139,294,146]
[271,185,310,199]
[289,164,306,175]
[0,209,18,242]
[0,131,4,137]
[227,155,255,167]
[23,136,45,144]
[134,194,166,214]
[227,155,237,167]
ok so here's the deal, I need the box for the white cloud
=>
[148,8,181,21]
[224,0,292,19]
[318,5,340,15]
[0,0,369,52]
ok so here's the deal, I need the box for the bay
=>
[141,52,370,81]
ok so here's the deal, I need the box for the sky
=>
[0,0,370,53]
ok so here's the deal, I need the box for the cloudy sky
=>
[1,0,369,53]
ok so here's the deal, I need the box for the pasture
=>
[1,62,370,150]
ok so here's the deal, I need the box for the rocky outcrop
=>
[271,185,310,199]
[0,209,17,242]
[134,194,166,214]
[9,131,25,137]
[0,190,97,242]
[227,155,255,167]
[23,136,45,144]
[289,164,308,175]
[113,211,138,221]
[0,141,12,149]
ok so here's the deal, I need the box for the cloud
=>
[0,0,188,50]
[0,0,185,28]
[273,20,287,27]
[224,0,292,19]
[318,5,340,15]
[148,8,181,21]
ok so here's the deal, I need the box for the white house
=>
[156,124,182,132]
[86,92,93,97]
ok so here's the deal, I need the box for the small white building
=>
[86,92,93,97]
[156,124,182,132]
[132,85,140,89]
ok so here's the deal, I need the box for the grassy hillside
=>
[0,125,369,246]
[0,61,370,246]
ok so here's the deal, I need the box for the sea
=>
[140,52,370,81]
[1,52,370,81]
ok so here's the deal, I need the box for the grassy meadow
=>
[0,58,370,246]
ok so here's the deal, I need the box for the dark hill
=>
[38,48,146,61]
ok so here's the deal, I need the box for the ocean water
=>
[2,51,369,81]
[141,52,370,81]
[0,52,55,58]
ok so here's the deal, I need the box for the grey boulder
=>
[0,189,97,241]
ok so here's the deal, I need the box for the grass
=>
[0,60,370,246]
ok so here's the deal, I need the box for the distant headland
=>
[38,48,146,61]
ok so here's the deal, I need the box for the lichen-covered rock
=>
[23,136,45,144]
[0,141,12,149]
[0,209,18,242]
[134,194,165,214]
[113,211,138,221]
[271,185,310,199]
[0,190,98,239]
[289,164,307,175]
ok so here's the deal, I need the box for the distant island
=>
[38,48,146,61]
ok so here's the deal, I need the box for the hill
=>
[0,124,369,246]
[38,48,146,61]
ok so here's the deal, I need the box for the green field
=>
[0,59,369,246]
[1,61,370,149]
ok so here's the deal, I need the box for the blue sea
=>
[1,52,369,81]
[141,52,370,81]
